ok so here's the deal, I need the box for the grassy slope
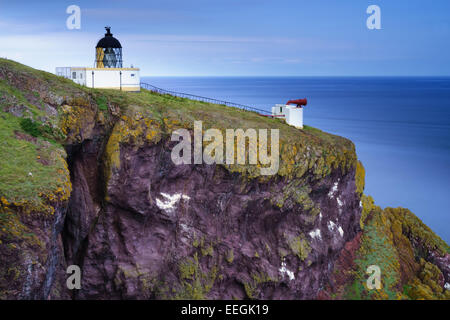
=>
[0,64,72,213]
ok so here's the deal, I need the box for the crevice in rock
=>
[61,126,112,298]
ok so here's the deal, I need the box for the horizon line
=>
[141,74,450,78]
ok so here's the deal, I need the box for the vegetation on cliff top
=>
[0,57,357,219]
[0,107,71,214]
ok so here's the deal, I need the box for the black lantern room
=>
[95,27,123,68]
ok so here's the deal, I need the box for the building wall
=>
[285,106,303,129]
[272,104,304,129]
[55,67,71,78]
[71,68,87,86]
[56,67,140,91]
[272,104,286,117]
[85,68,140,91]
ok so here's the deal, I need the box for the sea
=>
[142,76,450,243]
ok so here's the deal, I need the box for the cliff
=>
[0,58,448,300]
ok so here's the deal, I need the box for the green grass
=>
[0,73,61,133]
[0,58,86,97]
[95,95,108,111]
[0,79,36,116]
[345,207,401,300]
[0,111,67,208]
[89,86,352,148]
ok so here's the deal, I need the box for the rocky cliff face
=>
[0,59,448,300]
[71,134,360,299]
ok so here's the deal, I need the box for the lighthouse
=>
[56,27,140,91]
[95,27,123,68]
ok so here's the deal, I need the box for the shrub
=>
[19,118,40,137]
[96,95,108,111]
[19,118,60,142]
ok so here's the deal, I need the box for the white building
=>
[55,67,140,91]
[56,27,140,92]
[272,103,305,129]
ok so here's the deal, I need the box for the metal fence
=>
[140,82,272,116]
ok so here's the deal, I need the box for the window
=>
[131,74,135,77]
[80,73,83,79]
[72,72,76,79]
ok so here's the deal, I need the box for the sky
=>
[0,0,450,76]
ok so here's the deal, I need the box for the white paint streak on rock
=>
[156,192,190,212]
[309,228,321,240]
[279,258,295,281]
[327,220,336,232]
[328,181,339,198]
[328,220,344,237]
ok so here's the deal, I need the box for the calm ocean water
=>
[142,76,450,243]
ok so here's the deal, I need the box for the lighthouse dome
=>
[95,27,123,68]
[96,27,122,48]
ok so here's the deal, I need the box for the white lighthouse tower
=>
[56,27,141,91]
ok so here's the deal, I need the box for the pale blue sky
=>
[0,0,449,76]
